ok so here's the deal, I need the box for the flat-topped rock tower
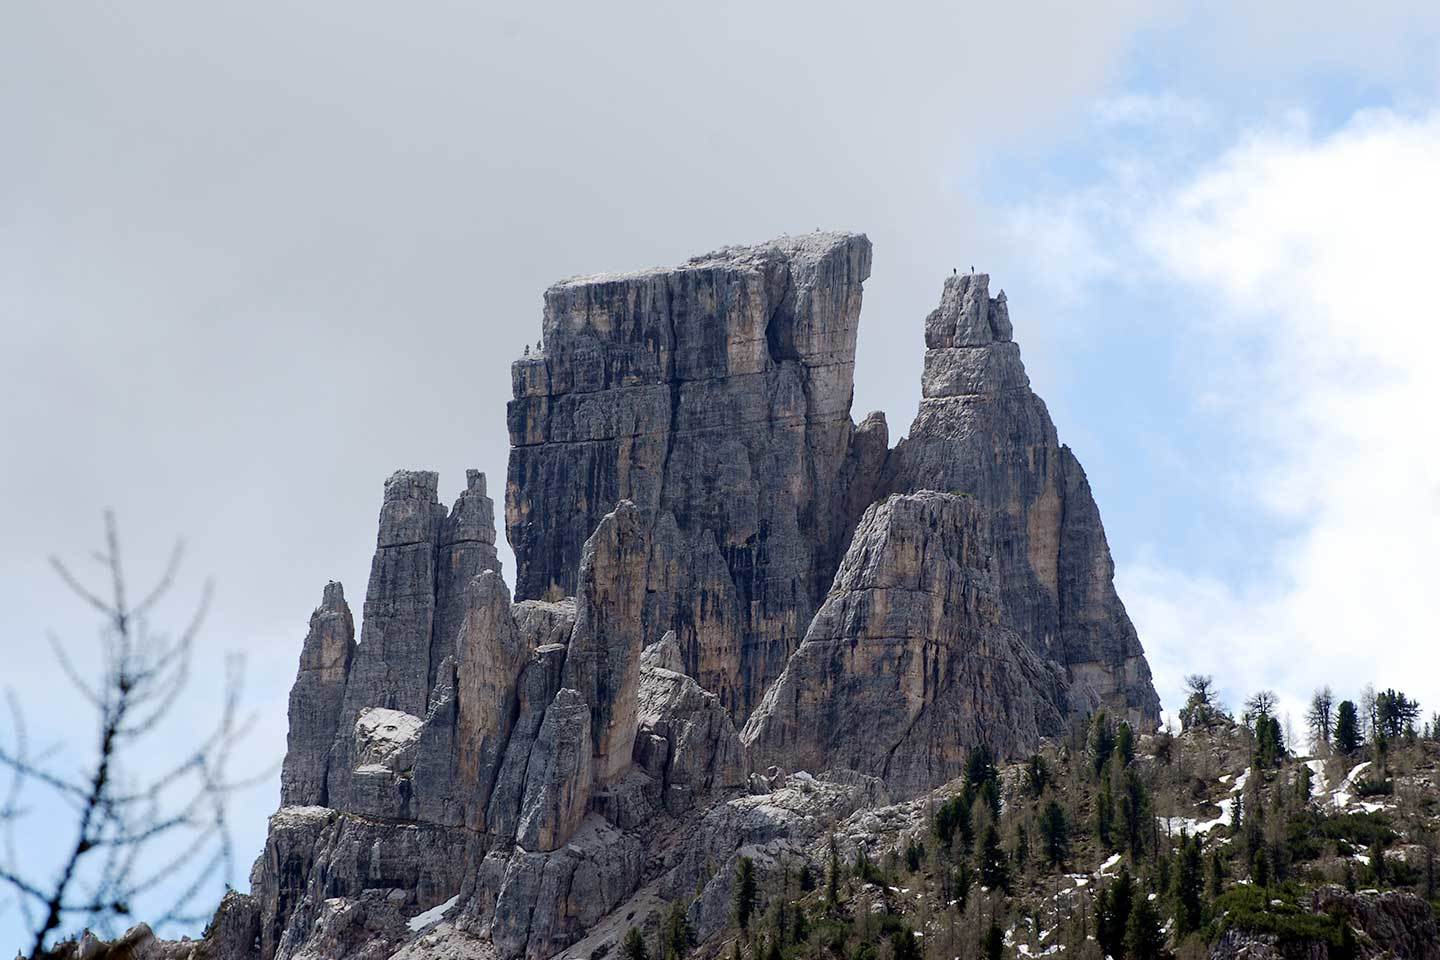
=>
[229,232,1160,960]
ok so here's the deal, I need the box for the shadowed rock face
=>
[883,273,1161,726]
[506,232,879,719]
[743,492,1068,796]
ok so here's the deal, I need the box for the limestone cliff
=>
[506,232,876,718]
[229,233,1161,960]
[742,492,1068,797]
[882,273,1161,725]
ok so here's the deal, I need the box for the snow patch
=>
[406,895,459,932]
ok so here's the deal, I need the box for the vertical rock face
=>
[507,232,876,718]
[514,688,593,852]
[743,492,1067,797]
[883,273,1161,726]
[562,500,647,785]
[280,582,355,807]
[432,470,502,689]
[337,471,448,726]
[455,570,529,831]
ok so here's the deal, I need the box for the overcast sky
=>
[4,1,1440,945]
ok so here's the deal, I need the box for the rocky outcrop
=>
[635,634,750,813]
[515,689,592,853]
[238,233,1167,960]
[432,470,502,690]
[486,643,570,841]
[280,582,355,807]
[1311,886,1440,958]
[507,232,877,718]
[743,491,1067,796]
[882,273,1160,726]
[455,570,529,831]
[562,500,647,785]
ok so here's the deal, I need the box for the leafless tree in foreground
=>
[0,513,261,959]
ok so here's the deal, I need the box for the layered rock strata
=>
[882,272,1160,725]
[232,233,1161,960]
[506,232,878,718]
[743,491,1068,796]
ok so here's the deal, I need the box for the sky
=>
[3,0,1440,946]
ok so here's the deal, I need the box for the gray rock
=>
[455,570,529,831]
[489,819,642,960]
[280,582,355,807]
[515,689,592,853]
[511,598,576,651]
[432,470,502,689]
[636,640,750,813]
[562,501,647,784]
[640,631,685,674]
[327,471,448,809]
[743,492,1068,797]
[507,232,875,719]
[487,644,569,841]
[883,274,1161,726]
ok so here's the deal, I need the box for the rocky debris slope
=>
[171,233,1168,960]
[743,491,1068,796]
[883,272,1160,725]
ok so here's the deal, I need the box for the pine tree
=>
[1119,768,1148,857]
[826,834,840,907]
[1024,754,1051,798]
[1370,836,1388,887]
[977,823,1010,893]
[1040,800,1070,868]
[1207,848,1226,901]
[1095,778,1116,851]
[1335,701,1362,754]
[733,857,758,932]
[981,923,1005,960]
[1090,712,1116,779]
[1174,832,1205,936]
[661,900,692,960]
[1251,846,1271,888]
[1097,866,1135,960]
[1114,722,1136,767]
[892,928,921,960]
[622,927,650,960]
[1125,896,1165,960]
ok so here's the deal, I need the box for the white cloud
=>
[1014,107,1440,737]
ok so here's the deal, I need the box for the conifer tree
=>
[1095,779,1116,851]
[826,835,841,908]
[622,927,651,960]
[981,923,1005,960]
[1125,896,1165,960]
[1040,800,1070,868]
[1174,832,1205,936]
[977,823,1010,893]
[662,900,692,960]
[1119,769,1148,857]
[1335,701,1362,754]
[1207,848,1225,901]
[1114,721,1136,767]
[1090,712,1116,778]
[734,857,758,932]
[1097,866,1135,960]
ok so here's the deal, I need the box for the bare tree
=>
[1307,686,1334,751]
[0,513,260,959]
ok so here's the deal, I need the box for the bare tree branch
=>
[0,515,259,958]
